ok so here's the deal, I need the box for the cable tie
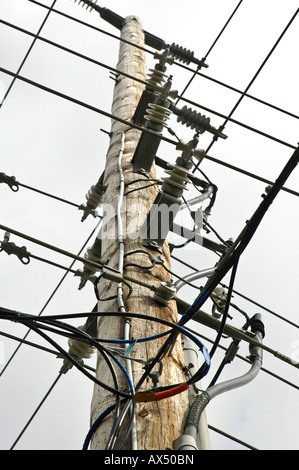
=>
[135,382,189,403]
[124,339,136,358]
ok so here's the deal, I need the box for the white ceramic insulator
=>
[85,185,103,207]
[162,164,192,190]
[68,326,95,359]
[144,103,172,128]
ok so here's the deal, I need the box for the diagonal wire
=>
[10,373,62,450]
[196,6,299,168]
[176,0,244,104]
[0,0,57,108]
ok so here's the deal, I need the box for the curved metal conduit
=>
[174,314,265,450]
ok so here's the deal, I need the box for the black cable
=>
[0,308,210,385]
[124,182,159,196]
[15,317,132,398]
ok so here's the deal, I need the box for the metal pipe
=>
[184,318,264,440]
[174,268,215,292]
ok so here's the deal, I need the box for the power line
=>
[7,4,298,126]
[197,6,299,162]
[10,373,63,450]
[61,1,299,125]
[0,221,101,377]
[1,0,299,451]
[177,0,244,103]
[1,66,297,156]
[0,0,57,107]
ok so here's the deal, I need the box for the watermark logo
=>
[97,199,204,250]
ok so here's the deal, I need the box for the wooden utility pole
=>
[89,15,194,451]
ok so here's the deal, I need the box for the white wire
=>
[117,131,138,450]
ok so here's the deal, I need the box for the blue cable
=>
[82,323,210,450]
[102,326,210,379]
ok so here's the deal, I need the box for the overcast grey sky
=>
[0,0,299,450]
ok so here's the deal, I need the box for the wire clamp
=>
[0,232,30,264]
[0,172,19,192]
[153,279,177,306]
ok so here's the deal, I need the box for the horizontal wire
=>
[0,329,96,372]
[25,0,299,123]
[27,0,155,56]
[182,94,296,150]
[1,23,297,198]
[1,65,298,180]
[202,153,299,199]
[208,424,258,450]
[1,20,297,152]
[0,66,177,145]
